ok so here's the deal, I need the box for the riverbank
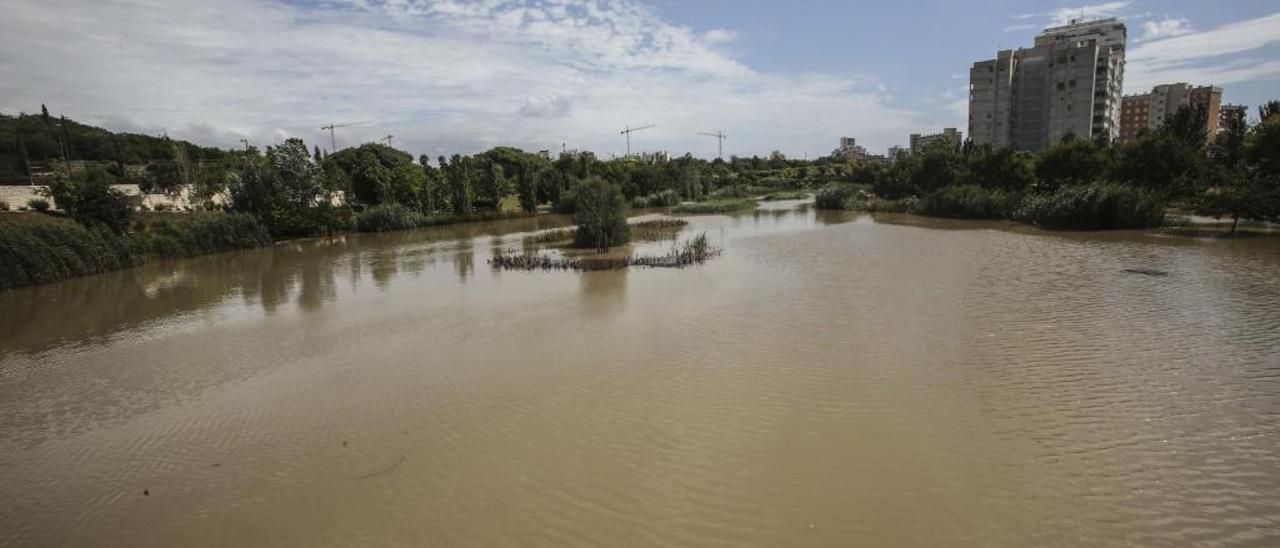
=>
[0,208,543,291]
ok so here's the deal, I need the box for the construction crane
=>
[319,121,370,153]
[620,124,655,157]
[698,130,727,160]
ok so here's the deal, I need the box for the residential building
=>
[909,128,961,154]
[969,18,1127,151]
[1120,83,1224,142]
[1220,103,1248,131]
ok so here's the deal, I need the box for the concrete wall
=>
[0,184,221,212]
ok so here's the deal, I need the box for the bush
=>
[814,183,863,210]
[355,203,426,233]
[27,198,49,212]
[919,185,1018,219]
[0,222,140,291]
[572,176,630,250]
[0,200,9,211]
[1019,182,1165,230]
[631,189,680,208]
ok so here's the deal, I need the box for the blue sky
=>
[2,0,1278,159]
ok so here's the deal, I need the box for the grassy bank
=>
[816,182,1166,231]
[355,204,539,233]
[0,212,270,291]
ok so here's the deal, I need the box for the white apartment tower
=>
[969,18,1127,152]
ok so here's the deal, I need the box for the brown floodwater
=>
[2,201,1279,547]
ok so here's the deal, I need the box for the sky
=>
[2,0,1278,160]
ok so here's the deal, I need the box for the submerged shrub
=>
[1019,182,1165,230]
[919,185,1018,219]
[814,183,862,210]
[671,199,757,214]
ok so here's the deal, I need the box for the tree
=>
[516,161,538,213]
[45,166,136,233]
[965,146,1037,192]
[572,176,630,251]
[444,154,473,214]
[1197,99,1280,233]
[479,162,507,210]
[351,150,391,205]
[1036,139,1112,190]
[267,138,325,209]
[41,104,50,125]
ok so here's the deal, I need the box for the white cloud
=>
[0,0,921,157]
[1127,13,1280,91]
[704,28,737,44]
[1011,2,1133,29]
[1138,17,1193,42]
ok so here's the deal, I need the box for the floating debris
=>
[1122,268,1170,277]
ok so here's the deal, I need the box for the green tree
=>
[267,138,325,209]
[45,166,136,233]
[444,154,474,214]
[572,176,630,251]
[965,146,1037,192]
[1035,138,1112,190]
[479,162,507,210]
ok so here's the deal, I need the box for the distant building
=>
[831,137,868,161]
[886,145,908,160]
[969,18,1127,151]
[1120,83,1223,142]
[909,128,961,154]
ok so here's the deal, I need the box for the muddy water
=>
[2,201,1279,547]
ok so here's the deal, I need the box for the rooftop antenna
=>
[698,130,727,160]
[320,121,370,152]
[620,124,655,157]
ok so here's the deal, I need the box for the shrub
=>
[0,200,9,211]
[572,176,630,250]
[355,203,426,232]
[814,183,862,210]
[1019,182,1165,230]
[27,198,50,212]
[631,189,681,208]
[919,185,1018,219]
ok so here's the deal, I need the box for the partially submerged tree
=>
[572,176,630,251]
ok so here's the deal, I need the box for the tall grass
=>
[0,213,273,291]
[355,204,427,232]
[919,185,1019,219]
[0,222,138,290]
[133,213,272,259]
[1019,182,1165,230]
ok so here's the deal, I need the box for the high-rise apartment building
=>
[909,128,961,154]
[969,18,1127,152]
[1119,83,1223,141]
